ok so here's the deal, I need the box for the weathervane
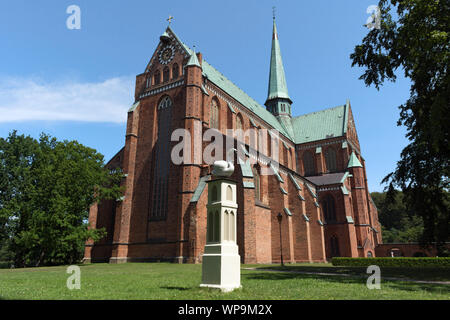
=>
[167,15,174,25]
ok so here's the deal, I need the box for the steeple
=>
[266,17,291,105]
[265,15,294,138]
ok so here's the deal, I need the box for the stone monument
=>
[200,159,241,292]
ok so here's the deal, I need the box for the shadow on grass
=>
[160,286,191,291]
[244,271,450,295]
[255,265,450,282]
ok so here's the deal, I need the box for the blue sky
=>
[0,0,410,192]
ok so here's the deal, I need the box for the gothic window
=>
[252,167,261,202]
[236,113,243,131]
[224,211,230,241]
[303,151,315,176]
[226,185,233,201]
[321,194,336,222]
[154,70,161,85]
[146,75,151,88]
[325,147,337,173]
[172,63,179,79]
[151,96,172,219]
[163,67,170,82]
[230,211,235,242]
[330,235,340,257]
[210,99,220,130]
[281,104,285,112]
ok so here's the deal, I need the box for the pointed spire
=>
[266,17,291,104]
[347,151,363,168]
[186,46,201,68]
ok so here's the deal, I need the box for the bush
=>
[331,257,450,268]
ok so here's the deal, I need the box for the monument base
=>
[200,243,241,292]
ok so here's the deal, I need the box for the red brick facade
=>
[84,26,382,264]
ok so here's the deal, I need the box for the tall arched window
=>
[163,67,170,82]
[151,96,172,219]
[303,151,315,176]
[154,70,161,85]
[236,113,243,131]
[146,75,151,88]
[210,99,220,129]
[252,167,261,202]
[330,235,340,257]
[325,147,337,173]
[321,194,336,222]
[172,63,179,79]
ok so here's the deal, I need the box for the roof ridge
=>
[293,104,345,120]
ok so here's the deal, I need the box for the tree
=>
[0,131,122,267]
[371,191,424,243]
[351,0,449,254]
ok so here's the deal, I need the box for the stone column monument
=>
[200,160,241,292]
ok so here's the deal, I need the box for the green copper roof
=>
[186,50,201,67]
[190,175,211,203]
[128,101,140,113]
[347,151,363,168]
[283,208,293,216]
[240,159,254,178]
[291,104,349,144]
[201,60,292,140]
[288,173,302,190]
[266,19,290,103]
[243,181,255,189]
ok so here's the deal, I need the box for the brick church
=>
[84,18,382,264]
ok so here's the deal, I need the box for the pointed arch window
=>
[325,147,337,173]
[330,235,340,257]
[151,96,172,220]
[236,113,243,131]
[210,99,220,130]
[303,151,315,176]
[321,194,336,222]
[154,70,161,85]
[163,67,170,82]
[252,167,261,202]
[172,63,179,79]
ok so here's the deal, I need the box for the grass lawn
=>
[0,263,448,300]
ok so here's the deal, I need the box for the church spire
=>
[265,16,291,107]
[265,14,294,139]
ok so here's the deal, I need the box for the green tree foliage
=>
[371,191,424,243]
[351,0,449,254]
[0,131,122,267]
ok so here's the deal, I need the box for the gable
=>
[346,105,360,150]
[144,27,192,74]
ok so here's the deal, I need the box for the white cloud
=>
[0,76,134,123]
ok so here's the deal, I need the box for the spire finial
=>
[272,6,276,20]
[167,15,174,25]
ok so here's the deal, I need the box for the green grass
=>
[0,263,448,300]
